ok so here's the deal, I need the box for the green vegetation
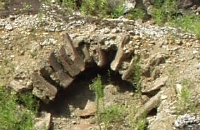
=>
[100,105,125,129]
[89,75,124,129]
[132,56,142,92]
[151,0,179,25]
[0,86,39,130]
[126,8,146,20]
[110,4,124,18]
[0,1,6,9]
[172,15,200,38]
[42,0,200,38]
[130,114,147,130]
[80,0,109,17]
[89,75,105,111]
[176,79,197,114]
[90,74,146,129]
[150,0,200,38]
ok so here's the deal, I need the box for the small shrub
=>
[110,4,124,18]
[151,0,178,25]
[176,88,196,114]
[132,56,142,92]
[127,110,147,130]
[0,86,39,130]
[60,0,76,11]
[89,74,105,113]
[126,8,146,20]
[108,0,124,18]
[80,0,109,17]
[100,105,125,129]
[176,79,197,114]
[89,75,105,129]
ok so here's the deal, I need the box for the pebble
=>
[5,24,13,31]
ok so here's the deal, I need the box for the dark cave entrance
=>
[40,64,134,117]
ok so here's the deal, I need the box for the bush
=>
[0,86,39,130]
[126,8,147,20]
[100,105,125,129]
[89,75,104,110]
[80,0,109,17]
[151,0,179,25]
[176,79,197,114]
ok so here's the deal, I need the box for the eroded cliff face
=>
[0,1,200,130]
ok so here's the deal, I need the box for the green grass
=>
[41,0,200,39]
[89,74,104,107]
[151,0,178,25]
[0,86,39,130]
[100,105,125,129]
[80,0,109,17]
[172,15,200,39]
[131,115,147,130]
[110,4,124,18]
[150,0,200,39]
[132,56,142,92]
[176,79,197,114]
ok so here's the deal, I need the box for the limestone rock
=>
[69,124,99,130]
[149,114,177,130]
[174,113,200,130]
[134,90,162,122]
[5,24,13,31]
[142,53,168,77]
[77,100,96,118]
[62,33,85,71]
[34,112,51,130]
[9,80,30,92]
[121,58,135,80]
[32,72,57,103]
[111,35,130,71]
[96,48,109,67]
[57,46,81,77]
[49,51,74,88]
[142,76,168,93]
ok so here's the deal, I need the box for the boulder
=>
[111,35,130,71]
[174,113,200,130]
[149,114,177,130]
[34,112,51,130]
[49,51,74,88]
[142,76,168,93]
[32,72,57,103]
[9,80,31,92]
[76,100,96,118]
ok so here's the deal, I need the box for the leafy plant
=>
[80,0,109,17]
[132,116,147,130]
[126,8,146,20]
[176,79,197,114]
[151,0,179,25]
[127,106,147,130]
[100,105,125,129]
[60,0,76,11]
[0,86,39,130]
[132,56,142,92]
[90,75,104,107]
[110,4,124,18]
[0,1,7,9]
[89,75,105,128]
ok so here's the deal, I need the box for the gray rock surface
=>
[174,113,200,130]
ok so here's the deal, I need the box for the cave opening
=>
[40,64,134,117]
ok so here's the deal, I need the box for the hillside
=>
[0,0,200,130]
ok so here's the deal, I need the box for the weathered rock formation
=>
[1,2,199,129]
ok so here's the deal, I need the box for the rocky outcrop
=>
[1,3,199,129]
